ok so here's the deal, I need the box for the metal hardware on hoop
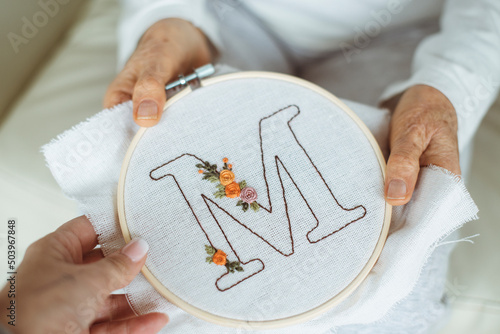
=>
[165,64,215,97]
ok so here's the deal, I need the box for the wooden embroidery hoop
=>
[117,71,392,329]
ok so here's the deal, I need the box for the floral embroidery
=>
[219,170,235,186]
[240,187,258,203]
[205,245,243,273]
[212,249,227,266]
[225,182,241,198]
[196,158,260,212]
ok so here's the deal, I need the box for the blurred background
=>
[0,0,499,332]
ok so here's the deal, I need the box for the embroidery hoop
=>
[117,71,392,329]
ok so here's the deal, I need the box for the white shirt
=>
[117,0,500,149]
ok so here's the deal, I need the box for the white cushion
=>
[0,0,120,258]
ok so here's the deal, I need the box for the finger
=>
[83,247,105,264]
[57,216,99,252]
[104,90,133,109]
[104,69,136,109]
[85,238,149,294]
[94,295,136,323]
[385,124,427,206]
[419,129,461,176]
[132,66,172,128]
[32,216,99,263]
[90,313,168,334]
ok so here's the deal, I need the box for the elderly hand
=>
[104,18,214,127]
[384,84,461,205]
[0,216,168,334]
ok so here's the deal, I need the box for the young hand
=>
[0,216,168,334]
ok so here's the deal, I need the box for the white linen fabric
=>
[42,71,478,332]
[123,77,387,322]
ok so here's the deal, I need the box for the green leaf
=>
[216,183,225,190]
[250,202,259,212]
[205,245,216,255]
[242,203,249,212]
[235,266,244,272]
[204,161,210,167]
[236,200,244,206]
[214,190,225,197]
[195,163,204,169]
[214,190,226,199]
[239,180,247,189]
[208,176,218,183]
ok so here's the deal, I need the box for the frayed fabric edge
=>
[329,164,479,330]
[40,101,133,159]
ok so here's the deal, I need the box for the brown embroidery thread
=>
[149,105,367,292]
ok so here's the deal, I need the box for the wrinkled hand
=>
[384,84,460,205]
[104,18,214,127]
[0,216,168,334]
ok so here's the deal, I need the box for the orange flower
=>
[219,170,235,186]
[223,157,228,163]
[228,164,232,169]
[225,182,241,198]
[212,249,227,266]
[198,170,203,174]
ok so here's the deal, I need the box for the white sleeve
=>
[380,0,500,150]
[117,0,221,68]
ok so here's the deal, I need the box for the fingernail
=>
[137,100,158,120]
[387,179,407,200]
[122,238,149,262]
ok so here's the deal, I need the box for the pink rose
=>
[240,187,258,204]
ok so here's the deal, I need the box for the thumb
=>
[133,71,171,128]
[385,126,426,206]
[87,238,149,294]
